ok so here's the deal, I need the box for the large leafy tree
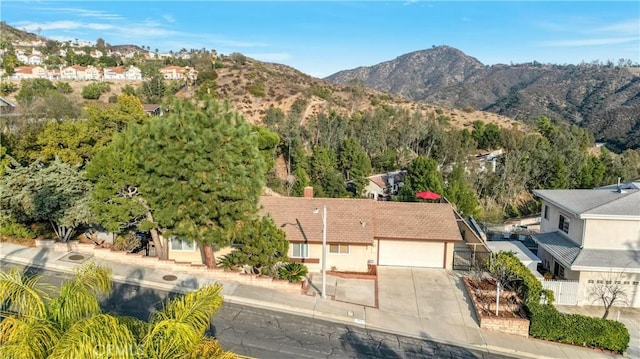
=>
[0,158,92,241]
[0,263,234,359]
[398,156,444,201]
[86,98,266,266]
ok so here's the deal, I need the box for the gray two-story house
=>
[532,183,640,307]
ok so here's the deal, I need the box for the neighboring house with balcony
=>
[363,170,407,200]
[532,184,640,307]
[10,66,47,80]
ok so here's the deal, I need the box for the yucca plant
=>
[278,262,308,283]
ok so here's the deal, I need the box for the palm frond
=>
[117,315,150,342]
[142,319,199,359]
[49,314,137,359]
[0,315,61,358]
[0,267,51,319]
[190,337,238,359]
[47,281,103,331]
[70,261,113,296]
[151,284,223,335]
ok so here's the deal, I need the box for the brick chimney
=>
[303,186,314,198]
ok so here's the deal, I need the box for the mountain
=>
[325,46,640,151]
[0,21,43,43]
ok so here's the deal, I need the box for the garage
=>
[378,240,445,268]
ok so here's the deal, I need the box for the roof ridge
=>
[582,188,638,214]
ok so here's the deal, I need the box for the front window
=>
[170,237,195,251]
[292,243,309,258]
[559,215,570,234]
[543,205,549,220]
[329,244,350,254]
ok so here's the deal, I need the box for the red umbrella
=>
[416,191,441,200]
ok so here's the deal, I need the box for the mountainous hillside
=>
[0,21,43,43]
[326,46,640,151]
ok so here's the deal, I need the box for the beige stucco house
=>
[532,182,640,307]
[167,189,463,272]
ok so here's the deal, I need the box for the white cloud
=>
[163,14,176,23]
[540,37,638,47]
[594,20,640,36]
[14,20,114,31]
[33,7,124,20]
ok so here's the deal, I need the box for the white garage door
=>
[378,240,445,268]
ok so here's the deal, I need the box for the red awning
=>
[416,191,441,200]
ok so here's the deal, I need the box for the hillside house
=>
[168,188,463,272]
[0,97,17,114]
[532,185,640,307]
[363,170,407,200]
[10,66,47,80]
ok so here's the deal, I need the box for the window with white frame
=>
[170,237,195,251]
[558,214,570,234]
[329,244,350,254]
[291,243,309,258]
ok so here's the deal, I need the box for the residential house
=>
[363,170,407,200]
[167,187,463,272]
[142,104,163,116]
[104,67,125,80]
[10,66,47,80]
[61,65,102,81]
[27,54,43,66]
[532,185,640,307]
[90,50,103,58]
[124,66,142,80]
[160,66,189,80]
[474,148,504,173]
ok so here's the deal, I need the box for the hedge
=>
[489,251,554,304]
[527,302,629,353]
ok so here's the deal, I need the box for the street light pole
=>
[321,205,327,300]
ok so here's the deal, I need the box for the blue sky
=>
[1,1,638,77]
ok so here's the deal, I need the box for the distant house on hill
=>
[142,104,163,116]
[364,170,407,200]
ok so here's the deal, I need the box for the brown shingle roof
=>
[373,202,461,241]
[259,196,462,245]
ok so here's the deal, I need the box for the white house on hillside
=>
[532,184,640,308]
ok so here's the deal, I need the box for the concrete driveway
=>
[376,266,484,345]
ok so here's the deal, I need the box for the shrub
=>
[0,216,36,240]
[278,262,308,282]
[112,232,140,251]
[81,82,111,99]
[488,251,549,304]
[247,81,265,97]
[527,302,629,353]
[0,81,18,96]
[463,105,475,113]
[55,81,73,94]
[217,251,244,271]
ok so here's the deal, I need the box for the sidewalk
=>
[0,242,628,359]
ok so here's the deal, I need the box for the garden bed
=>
[463,276,530,337]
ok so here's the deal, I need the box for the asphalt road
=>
[1,262,516,359]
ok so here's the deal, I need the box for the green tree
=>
[86,98,266,266]
[81,82,110,100]
[0,263,234,359]
[398,156,444,201]
[15,78,57,104]
[309,146,347,197]
[338,137,372,196]
[231,215,289,275]
[54,81,73,94]
[444,164,480,217]
[0,158,92,241]
[252,125,280,175]
[33,119,96,165]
